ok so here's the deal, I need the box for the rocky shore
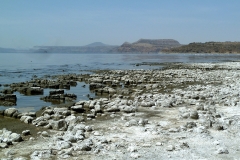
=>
[1,62,240,159]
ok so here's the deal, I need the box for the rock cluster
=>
[0,128,22,148]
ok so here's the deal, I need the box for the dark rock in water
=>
[41,94,65,102]
[0,101,16,106]
[0,94,17,101]
[27,87,43,95]
[89,83,105,90]
[64,93,77,99]
[0,89,14,94]
[49,89,64,95]
[48,83,60,89]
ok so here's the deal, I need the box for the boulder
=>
[49,89,64,95]
[4,108,18,117]
[20,116,34,124]
[71,105,84,112]
[50,120,68,131]
[9,133,22,142]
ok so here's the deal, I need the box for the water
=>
[1,52,240,112]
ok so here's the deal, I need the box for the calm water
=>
[1,52,240,112]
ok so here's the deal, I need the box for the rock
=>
[26,87,43,95]
[75,130,85,140]
[130,153,140,159]
[156,142,163,146]
[49,89,64,95]
[22,130,31,136]
[181,112,190,119]
[168,128,179,133]
[74,142,91,151]
[41,131,49,137]
[120,105,136,113]
[20,116,34,124]
[127,146,137,152]
[190,111,199,119]
[50,119,68,131]
[30,150,52,159]
[71,105,84,112]
[216,147,229,154]
[56,140,72,150]
[166,145,175,151]
[4,108,18,117]
[106,105,120,112]
[138,119,148,126]
[9,133,22,142]
[0,143,8,148]
[0,94,17,101]
[185,122,197,128]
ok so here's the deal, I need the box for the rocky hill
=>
[162,41,240,53]
[114,39,181,53]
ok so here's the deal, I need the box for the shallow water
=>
[1,52,240,112]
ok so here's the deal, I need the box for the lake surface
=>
[1,52,240,112]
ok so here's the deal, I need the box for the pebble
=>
[166,145,175,151]
[216,147,229,154]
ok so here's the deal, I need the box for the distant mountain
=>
[33,42,118,53]
[85,42,109,47]
[113,39,182,53]
[162,41,240,53]
[0,47,16,53]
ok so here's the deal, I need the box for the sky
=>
[1,0,240,48]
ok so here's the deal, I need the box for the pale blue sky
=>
[1,0,240,48]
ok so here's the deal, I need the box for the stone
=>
[30,150,52,159]
[75,142,91,151]
[216,147,229,154]
[120,105,136,113]
[130,153,140,159]
[0,143,8,148]
[22,130,31,136]
[71,105,84,112]
[9,133,22,142]
[190,111,199,119]
[56,140,72,150]
[127,146,137,152]
[50,120,67,131]
[166,145,175,151]
[20,116,34,124]
[41,131,49,137]
[4,108,18,117]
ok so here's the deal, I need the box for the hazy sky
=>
[1,0,240,48]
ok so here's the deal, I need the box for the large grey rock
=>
[20,116,34,124]
[50,120,68,131]
[4,108,18,117]
[9,133,22,142]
